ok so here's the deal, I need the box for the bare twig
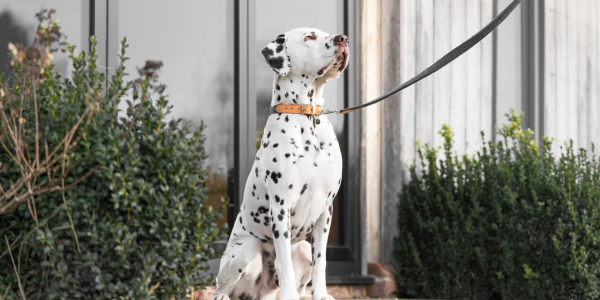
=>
[0,131,19,167]
[5,235,27,300]
[26,182,38,227]
[44,140,52,185]
[0,9,143,219]
[0,106,97,214]
[0,9,91,217]
[18,88,25,162]
[61,160,80,255]
[0,207,60,260]
[33,76,40,168]
[0,101,31,172]
[26,197,36,223]
[0,162,102,214]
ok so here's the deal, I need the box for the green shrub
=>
[394,110,600,300]
[1,14,225,299]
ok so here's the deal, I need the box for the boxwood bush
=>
[1,19,225,299]
[394,110,600,300]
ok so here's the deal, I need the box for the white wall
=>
[544,0,600,155]
[496,0,523,137]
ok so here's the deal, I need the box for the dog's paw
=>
[280,290,301,300]
[315,295,335,300]
[210,293,231,300]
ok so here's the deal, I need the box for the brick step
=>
[190,263,398,299]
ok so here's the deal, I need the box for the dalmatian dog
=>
[210,27,349,300]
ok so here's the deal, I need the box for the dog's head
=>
[261,27,349,79]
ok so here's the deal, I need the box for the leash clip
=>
[321,109,339,115]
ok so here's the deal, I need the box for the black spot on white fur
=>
[301,184,308,195]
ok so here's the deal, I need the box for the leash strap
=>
[321,0,522,115]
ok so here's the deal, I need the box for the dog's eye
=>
[304,35,315,41]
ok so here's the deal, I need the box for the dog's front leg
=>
[310,209,334,300]
[263,163,299,300]
[268,189,298,300]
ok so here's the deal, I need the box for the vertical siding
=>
[577,0,588,149]
[450,0,468,155]
[544,0,557,154]
[588,1,600,146]
[481,0,494,141]
[380,0,401,267]
[380,0,494,263]
[465,0,483,154]
[432,0,451,150]
[554,1,569,150]
[567,3,578,149]
[544,0,600,154]
[380,0,418,264]
[415,0,435,149]
[361,0,382,264]
[399,0,417,183]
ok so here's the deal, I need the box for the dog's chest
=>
[240,114,342,243]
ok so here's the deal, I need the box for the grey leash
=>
[321,0,522,115]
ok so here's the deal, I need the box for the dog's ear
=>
[262,33,291,76]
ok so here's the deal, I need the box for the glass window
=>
[0,1,83,79]
[119,1,234,229]
[255,0,346,245]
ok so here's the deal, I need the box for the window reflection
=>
[0,1,82,79]
[119,1,234,229]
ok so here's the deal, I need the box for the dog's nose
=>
[333,35,348,46]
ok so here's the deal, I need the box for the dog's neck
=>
[271,72,328,107]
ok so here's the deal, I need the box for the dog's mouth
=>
[318,47,349,76]
[336,51,348,72]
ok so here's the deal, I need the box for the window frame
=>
[234,0,368,282]
[94,0,370,283]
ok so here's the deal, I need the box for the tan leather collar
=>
[270,104,322,116]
